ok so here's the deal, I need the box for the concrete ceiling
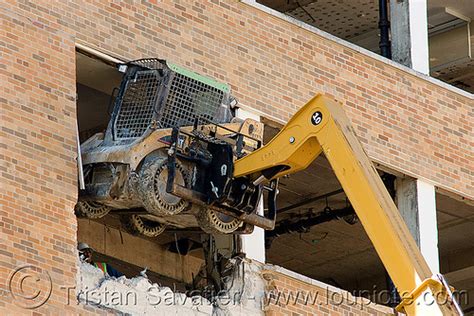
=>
[76,51,124,140]
[288,0,379,39]
[258,0,379,40]
[433,60,474,93]
[428,0,474,20]
[428,2,474,93]
[76,52,122,96]
[437,193,474,256]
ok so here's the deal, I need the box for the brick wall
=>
[0,0,472,314]
[0,4,106,315]
[262,266,394,316]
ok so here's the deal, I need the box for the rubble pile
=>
[77,261,212,315]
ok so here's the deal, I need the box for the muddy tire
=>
[75,201,111,219]
[196,207,242,234]
[120,214,166,238]
[138,157,190,216]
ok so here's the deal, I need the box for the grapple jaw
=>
[165,123,278,233]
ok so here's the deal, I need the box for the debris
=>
[77,261,213,315]
[139,267,148,279]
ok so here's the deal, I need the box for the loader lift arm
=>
[233,94,462,315]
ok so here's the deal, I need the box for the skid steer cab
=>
[76,58,271,237]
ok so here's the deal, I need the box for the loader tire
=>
[120,214,166,238]
[196,207,242,234]
[138,157,190,216]
[75,201,111,219]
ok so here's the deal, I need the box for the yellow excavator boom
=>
[233,94,461,315]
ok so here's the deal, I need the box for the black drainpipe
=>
[378,0,391,58]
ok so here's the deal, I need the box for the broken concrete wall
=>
[77,260,213,315]
[77,258,394,316]
[214,258,265,316]
[76,258,266,315]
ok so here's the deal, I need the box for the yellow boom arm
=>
[234,94,460,315]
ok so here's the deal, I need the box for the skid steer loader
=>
[76,59,265,236]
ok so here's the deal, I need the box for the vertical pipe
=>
[382,173,400,306]
[379,0,392,58]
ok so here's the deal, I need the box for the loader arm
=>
[234,94,461,315]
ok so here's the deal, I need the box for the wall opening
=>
[74,51,257,315]
[75,50,205,288]
[436,191,474,313]
[76,51,122,141]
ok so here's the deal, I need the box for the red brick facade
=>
[1,0,472,314]
[0,2,108,315]
[262,268,394,316]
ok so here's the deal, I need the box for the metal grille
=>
[129,58,165,70]
[114,70,161,139]
[160,73,224,128]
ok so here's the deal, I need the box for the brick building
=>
[1,0,472,315]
